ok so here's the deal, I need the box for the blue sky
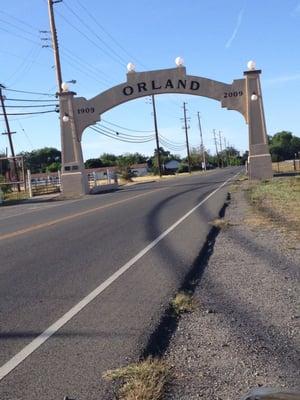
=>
[1,0,300,160]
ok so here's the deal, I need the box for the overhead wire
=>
[97,123,155,140]
[101,118,154,133]
[63,0,128,65]
[0,10,40,32]
[55,8,126,68]
[0,17,40,39]
[75,0,148,69]
[0,110,58,116]
[6,46,42,86]
[4,98,57,102]
[5,104,59,108]
[90,126,154,144]
[2,88,56,97]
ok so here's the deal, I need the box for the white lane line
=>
[0,198,91,222]
[0,171,239,381]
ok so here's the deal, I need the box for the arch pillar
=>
[244,69,273,180]
[59,91,88,196]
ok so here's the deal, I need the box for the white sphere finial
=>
[61,82,69,92]
[62,114,70,122]
[247,60,256,71]
[127,62,136,73]
[175,56,184,67]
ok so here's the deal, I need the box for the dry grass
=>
[210,218,232,229]
[243,214,270,228]
[171,292,195,315]
[272,160,300,173]
[249,177,300,229]
[103,358,170,400]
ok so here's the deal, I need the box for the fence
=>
[272,159,300,173]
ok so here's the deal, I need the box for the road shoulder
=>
[164,180,300,399]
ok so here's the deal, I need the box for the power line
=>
[98,123,154,139]
[0,10,40,33]
[101,119,154,133]
[75,0,148,69]
[0,17,40,39]
[159,133,185,146]
[0,110,58,116]
[6,46,42,87]
[95,124,155,141]
[2,87,56,96]
[90,126,154,143]
[55,8,126,68]
[63,0,129,65]
[5,104,58,108]
[0,26,41,47]
[4,98,57,102]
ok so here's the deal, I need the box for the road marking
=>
[0,187,167,241]
[0,171,239,381]
[0,198,87,222]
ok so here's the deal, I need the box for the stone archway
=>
[58,65,272,196]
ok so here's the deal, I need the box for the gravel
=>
[164,184,300,400]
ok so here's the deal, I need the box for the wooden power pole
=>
[183,102,191,173]
[47,0,63,93]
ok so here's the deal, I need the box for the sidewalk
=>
[164,182,300,399]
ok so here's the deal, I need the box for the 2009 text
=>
[224,91,243,98]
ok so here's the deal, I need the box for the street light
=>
[251,93,258,101]
[175,56,184,67]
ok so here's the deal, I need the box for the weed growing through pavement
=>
[102,357,170,400]
[171,292,195,315]
[210,218,232,229]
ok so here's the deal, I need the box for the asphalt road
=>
[0,167,241,400]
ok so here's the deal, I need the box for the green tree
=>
[268,131,300,161]
[19,147,61,173]
[99,153,117,167]
[116,155,135,181]
[84,158,103,168]
[151,147,181,173]
[46,162,61,172]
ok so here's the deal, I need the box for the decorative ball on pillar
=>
[175,56,184,67]
[127,62,136,73]
[61,82,69,92]
[247,60,256,71]
[62,113,70,122]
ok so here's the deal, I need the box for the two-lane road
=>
[0,167,241,399]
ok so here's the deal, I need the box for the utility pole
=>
[223,136,229,166]
[183,102,191,173]
[213,129,220,168]
[151,95,162,177]
[0,85,20,191]
[47,0,63,93]
[197,112,206,170]
[218,130,224,168]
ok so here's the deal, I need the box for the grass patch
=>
[248,177,300,233]
[103,357,170,400]
[210,218,232,229]
[171,292,195,315]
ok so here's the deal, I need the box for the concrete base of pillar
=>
[248,154,273,180]
[61,172,89,197]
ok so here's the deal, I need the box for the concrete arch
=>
[58,66,272,196]
[70,67,247,139]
